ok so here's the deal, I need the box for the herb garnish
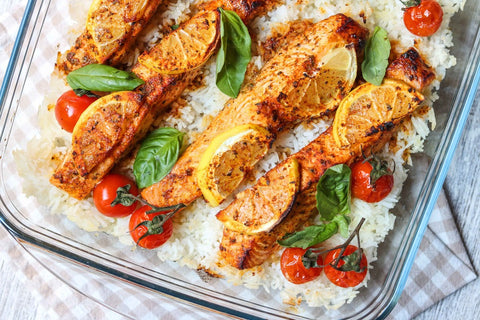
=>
[216,8,252,98]
[278,164,352,248]
[278,215,350,248]
[67,64,144,92]
[133,127,186,189]
[316,164,352,220]
[361,26,391,86]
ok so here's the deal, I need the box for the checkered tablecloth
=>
[0,2,476,319]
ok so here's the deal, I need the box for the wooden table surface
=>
[0,1,479,319]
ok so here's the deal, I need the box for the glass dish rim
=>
[1,0,479,319]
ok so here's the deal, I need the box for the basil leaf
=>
[332,214,350,238]
[67,64,144,92]
[361,26,391,86]
[133,128,186,189]
[216,8,251,98]
[277,222,338,249]
[316,164,352,221]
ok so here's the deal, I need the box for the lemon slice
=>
[332,79,424,148]
[196,124,272,207]
[282,46,357,112]
[216,157,300,234]
[86,0,149,62]
[71,91,142,175]
[138,10,220,74]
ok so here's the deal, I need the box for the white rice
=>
[14,0,465,312]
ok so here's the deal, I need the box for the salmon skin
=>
[141,14,369,208]
[56,0,163,74]
[217,49,434,270]
[50,1,277,199]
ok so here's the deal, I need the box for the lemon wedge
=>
[332,79,424,148]
[138,10,220,74]
[281,46,357,113]
[216,157,300,234]
[196,124,272,207]
[86,0,149,62]
[315,45,358,105]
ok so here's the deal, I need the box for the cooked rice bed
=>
[14,0,464,313]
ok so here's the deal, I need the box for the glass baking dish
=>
[1,0,479,319]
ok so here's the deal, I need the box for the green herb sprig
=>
[216,8,252,98]
[278,215,350,249]
[278,164,353,248]
[67,64,144,92]
[316,164,352,220]
[361,26,391,86]
[133,127,187,189]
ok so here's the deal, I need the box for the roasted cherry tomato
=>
[129,205,173,249]
[403,0,443,37]
[324,245,368,288]
[351,158,394,203]
[55,90,97,132]
[280,247,323,284]
[93,174,139,218]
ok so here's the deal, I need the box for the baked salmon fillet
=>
[50,0,277,199]
[56,0,163,74]
[141,14,369,207]
[216,50,435,269]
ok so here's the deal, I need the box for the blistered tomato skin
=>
[403,0,444,37]
[93,174,139,218]
[54,90,97,132]
[129,205,173,249]
[324,245,368,288]
[280,247,323,284]
[351,160,394,203]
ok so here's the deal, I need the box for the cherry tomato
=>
[351,159,394,203]
[324,245,368,288]
[129,205,173,249]
[55,90,97,132]
[280,247,323,284]
[403,0,443,37]
[93,174,139,218]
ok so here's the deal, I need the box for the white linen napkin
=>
[0,3,476,319]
